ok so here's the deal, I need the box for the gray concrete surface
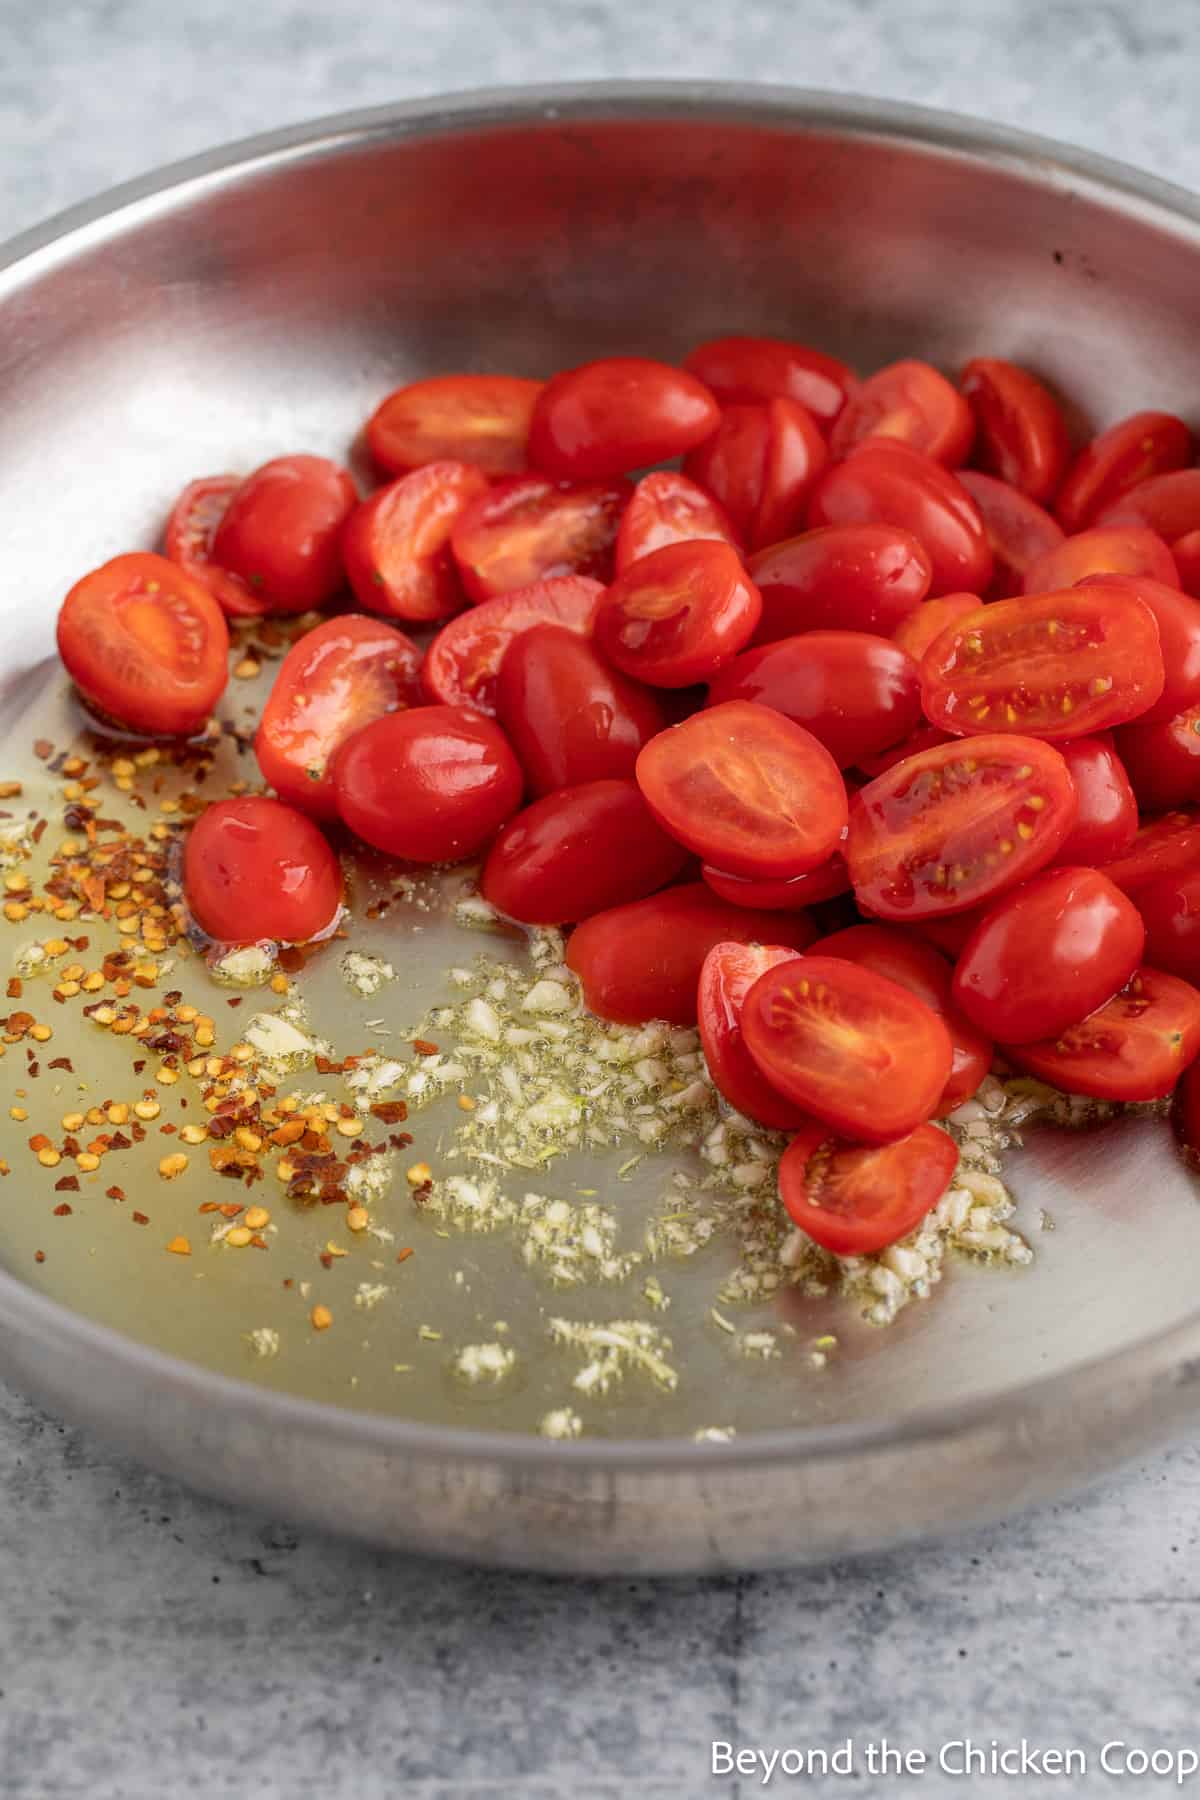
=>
[4,2,1200,1794]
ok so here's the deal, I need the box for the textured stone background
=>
[4,2,1200,1795]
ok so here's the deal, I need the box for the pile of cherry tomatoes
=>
[52,342,1200,1255]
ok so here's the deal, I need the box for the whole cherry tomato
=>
[529,357,719,479]
[1099,811,1200,897]
[707,631,921,769]
[211,454,357,612]
[682,335,856,428]
[183,796,342,946]
[615,470,740,570]
[1133,869,1200,985]
[421,575,603,715]
[1051,734,1138,867]
[1056,411,1194,531]
[636,699,847,878]
[1090,575,1200,724]
[959,357,1070,502]
[748,525,932,641]
[955,469,1064,597]
[777,1122,959,1256]
[495,622,666,794]
[164,475,261,617]
[56,551,229,738]
[683,398,827,548]
[332,705,522,863]
[701,848,851,910]
[1096,468,1200,540]
[450,473,630,601]
[807,442,993,596]
[697,942,810,1129]
[594,541,762,687]
[831,359,974,466]
[1115,706,1200,810]
[480,778,688,925]
[342,461,488,622]
[1022,526,1179,595]
[1172,530,1200,599]
[1007,966,1200,1101]
[366,374,543,477]
[1172,1056,1200,1159]
[892,594,979,663]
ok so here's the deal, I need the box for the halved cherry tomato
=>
[528,358,719,479]
[495,622,666,795]
[1051,734,1138,867]
[420,575,603,715]
[846,734,1076,920]
[164,475,261,617]
[183,796,342,946]
[749,525,932,642]
[450,473,630,602]
[919,585,1164,738]
[1172,1055,1200,1158]
[365,374,543,477]
[741,955,952,1142]
[56,551,229,738]
[701,848,851,910]
[908,908,988,959]
[697,942,809,1129]
[1007,966,1200,1101]
[777,1121,959,1256]
[594,541,762,687]
[1172,530,1200,599]
[955,469,1064,598]
[255,615,422,819]
[855,723,953,780]
[1089,575,1200,724]
[615,470,740,570]
[480,778,688,925]
[683,398,827,548]
[707,632,921,769]
[1096,468,1200,541]
[1022,526,1179,595]
[636,700,846,878]
[564,882,817,1025]
[1132,870,1200,985]
[211,454,357,612]
[952,866,1144,1044]
[1115,706,1200,811]
[1056,411,1194,532]
[831,359,973,466]
[892,594,979,664]
[342,461,487,623]
[807,442,993,596]
[959,357,1070,502]
[1099,811,1200,896]
[332,705,522,863]
[682,335,856,429]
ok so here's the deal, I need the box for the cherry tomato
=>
[495,622,666,795]
[56,551,229,738]
[707,631,921,769]
[1008,966,1200,1101]
[1099,811,1200,897]
[701,849,851,910]
[1172,1056,1200,1158]
[741,955,952,1142]
[778,1121,959,1257]
[564,882,817,1025]
[892,594,979,663]
[420,574,603,716]
[528,357,719,480]
[164,475,261,617]
[807,442,993,597]
[1096,468,1200,541]
[683,398,827,548]
[855,723,954,780]
[1055,411,1194,532]
[211,454,357,612]
[1051,734,1138,867]
[748,525,932,642]
[955,469,1064,598]
[594,541,762,688]
[1087,576,1200,725]
[919,585,1164,738]
[450,473,630,601]
[332,705,522,863]
[183,796,342,946]
[1022,525,1179,595]
[365,374,543,477]
[681,335,856,429]
[480,778,688,925]
[342,461,488,623]
[846,734,1076,920]
[615,470,740,571]
[908,909,988,959]
[1172,530,1200,599]
[831,359,973,466]
[1116,706,1200,811]
[959,357,1070,502]
[1133,869,1200,985]
[636,699,846,878]
[697,942,810,1129]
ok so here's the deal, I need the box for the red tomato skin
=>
[1051,734,1138,868]
[450,473,630,602]
[701,852,851,910]
[529,358,720,480]
[955,469,1064,598]
[1022,526,1179,595]
[342,461,487,624]
[1055,411,1194,532]
[706,631,921,769]
[778,1121,959,1257]
[1096,469,1200,541]
[183,796,342,946]
[255,614,422,820]
[615,470,740,570]
[332,705,522,863]
[1115,707,1200,811]
[682,335,856,428]
[1172,530,1200,599]
[683,399,828,548]
[1098,811,1200,897]
[831,359,974,466]
[480,779,689,925]
[56,551,230,738]
[1088,575,1200,725]
[594,541,762,688]
[697,942,811,1128]
[959,358,1071,502]
[951,866,1144,1044]
[164,474,263,618]
[365,374,542,477]
[807,443,993,597]
[1172,1056,1200,1158]
[494,622,667,795]
[1007,966,1200,1102]
[855,724,954,780]
[749,525,933,642]
[420,575,603,716]
[564,883,817,1026]
[211,455,357,612]
[1134,870,1200,985]
[892,594,980,664]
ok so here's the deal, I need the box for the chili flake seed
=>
[311,1304,333,1331]
[76,1152,100,1172]
[166,1235,191,1255]
[346,1206,369,1233]
[225,1226,253,1248]
[133,1099,161,1121]
[158,1153,189,1179]
[180,1124,208,1145]
[37,1148,61,1169]
[406,1162,432,1187]
[334,1117,363,1138]
[243,1206,270,1230]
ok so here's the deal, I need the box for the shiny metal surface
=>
[4,83,1200,1573]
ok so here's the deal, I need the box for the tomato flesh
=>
[1022,526,1179,596]
[749,525,932,642]
[955,470,1064,598]
[684,398,828,549]
[831,359,974,466]
[1007,966,1200,1101]
[421,575,603,716]
[495,622,666,795]
[615,470,740,570]
[1056,411,1194,532]
[211,454,357,612]
[707,631,921,770]
[1099,811,1200,897]
[778,1122,959,1256]
[450,473,630,601]
[164,474,262,617]
[807,442,993,597]
[1051,734,1138,867]
[892,594,979,664]
[595,541,762,688]
[183,796,342,946]
[959,357,1070,502]
[366,374,542,477]
[529,357,719,480]
[342,461,487,623]
[697,942,810,1129]
[682,335,856,428]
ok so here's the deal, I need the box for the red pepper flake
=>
[54,1175,80,1193]
[33,739,53,761]
[370,1100,408,1124]
[226,996,242,1008]
[412,1039,439,1056]
[319,1252,334,1269]
[109,1131,131,1150]
[396,1247,414,1264]
[47,1057,73,1072]
[6,978,21,1000]
[31,818,48,845]
[131,1211,149,1225]
[106,1184,125,1201]
[52,1202,73,1216]
[34,1250,45,1264]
